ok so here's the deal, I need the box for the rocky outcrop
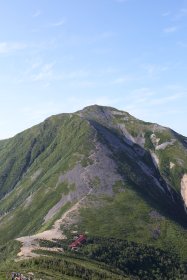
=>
[181,174,187,207]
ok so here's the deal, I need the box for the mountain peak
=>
[79,104,128,115]
[0,104,187,276]
[76,104,132,125]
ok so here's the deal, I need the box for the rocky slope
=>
[0,105,187,263]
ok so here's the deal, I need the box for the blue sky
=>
[0,0,187,139]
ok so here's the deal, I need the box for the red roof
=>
[69,234,86,248]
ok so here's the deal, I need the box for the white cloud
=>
[161,8,187,21]
[50,19,65,27]
[0,42,26,54]
[162,11,171,17]
[60,70,89,80]
[122,88,185,126]
[174,8,187,20]
[112,75,133,84]
[72,81,96,89]
[163,26,178,33]
[177,41,187,48]
[148,93,183,106]
[99,32,115,39]
[32,9,42,18]
[31,61,42,70]
[32,63,54,82]
[26,62,93,88]
[142,64,168,78]
[126,89,184,114]
[131,87,154,97]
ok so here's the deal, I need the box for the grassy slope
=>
[0,105,187,277]
[0,244,129,280]
[77,109,187,262]
[78,183,187,261]
[0,114,94,244]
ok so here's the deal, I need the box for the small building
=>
[69,234,86,250]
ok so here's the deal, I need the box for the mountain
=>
[0,105,187,279]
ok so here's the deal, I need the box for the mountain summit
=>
[0,105,187,275]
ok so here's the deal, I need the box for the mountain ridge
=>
[0,105,187,278]
[0,105,187,227]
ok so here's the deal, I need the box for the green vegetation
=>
[79,186,187,261]
[79,237,184,280]
[157,142,187,191]
[0,240,20,264]
[144,131,155,150]
[0,114,94,244]
[0,248,130,280]
[20,255,128,280]
[0,105,187,278]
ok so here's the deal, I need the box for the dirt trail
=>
[16,190,92,260]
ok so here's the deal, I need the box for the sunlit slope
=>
[0,114,94,243]
[0,105,186,260]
